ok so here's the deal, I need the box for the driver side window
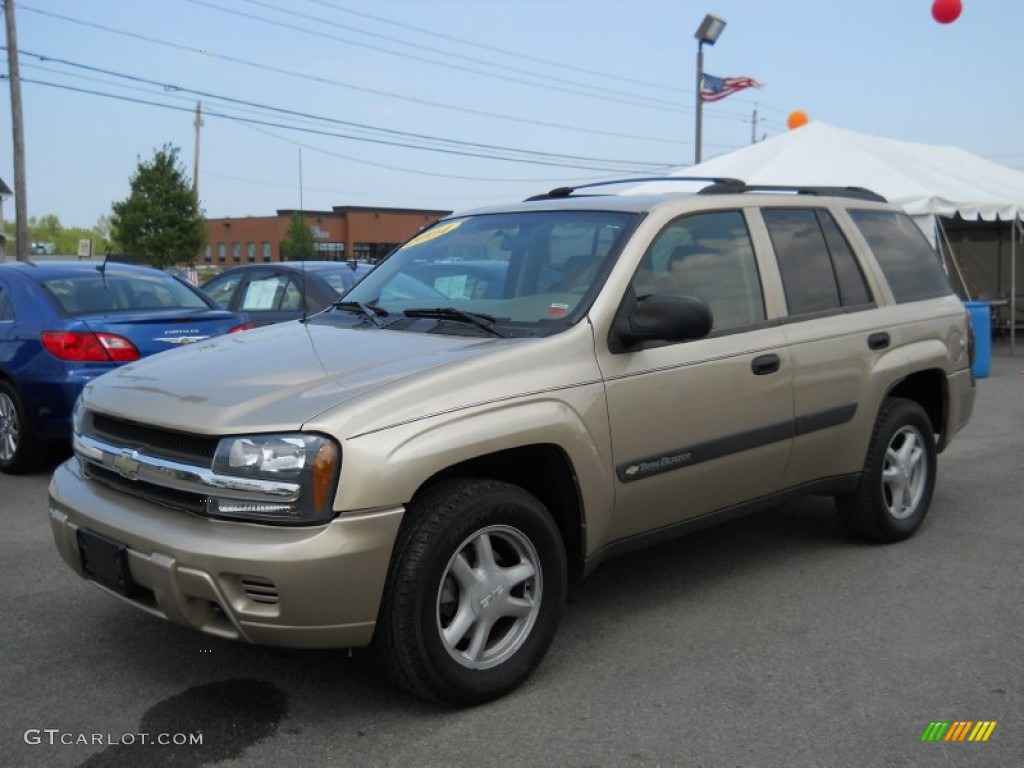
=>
[633,210,766,332]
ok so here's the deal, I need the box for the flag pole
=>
[695,42,704,164]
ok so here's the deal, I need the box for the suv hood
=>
[82,322,521,434]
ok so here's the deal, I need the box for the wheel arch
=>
[885,367,947,447]
[412,444,587,581]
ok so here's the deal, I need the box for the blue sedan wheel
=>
[0,381,40,474]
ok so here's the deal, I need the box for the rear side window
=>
[848,210,952,302]
[202,273,244,309]
[763,208,872,316]
[0,282,13,320]
[239,273,301,311]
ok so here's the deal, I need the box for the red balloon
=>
[932,0,962,24]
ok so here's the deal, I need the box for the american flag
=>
[700,74,763,102]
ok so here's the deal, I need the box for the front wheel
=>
[373,478,567,706]
[836,397,937,542]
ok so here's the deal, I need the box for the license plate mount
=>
[77,528,141,598]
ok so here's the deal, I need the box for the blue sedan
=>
[0,261,252,473]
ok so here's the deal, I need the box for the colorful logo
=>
[921,721,997,742]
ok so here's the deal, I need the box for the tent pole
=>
[1012,216,1019,355]
[934,218,950,274]
[937,218,971,299]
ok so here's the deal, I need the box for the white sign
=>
[77,238,93,258]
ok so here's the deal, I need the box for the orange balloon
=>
[787,110,809,130]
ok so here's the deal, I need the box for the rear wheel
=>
[836,397,936,542]
[0,380,42,474]
[373,478,566,706]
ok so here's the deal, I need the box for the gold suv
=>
[49,180,976,705]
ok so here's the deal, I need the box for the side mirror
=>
[611,294,713,351]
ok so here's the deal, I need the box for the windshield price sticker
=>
[404,220,464,248]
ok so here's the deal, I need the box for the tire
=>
[836,397,937,543]
[0,380,42,475]
[373,478,567,706]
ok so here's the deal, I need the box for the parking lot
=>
[2,347,1021,768]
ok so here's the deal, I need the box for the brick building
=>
[203,205,451,266]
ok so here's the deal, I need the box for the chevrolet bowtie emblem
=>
[112,449,141,480]
[156,335,211,345]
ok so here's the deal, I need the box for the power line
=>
[230,120,629,183]
[11,58,679,181]
[301,0,779,119]
[18,3,728,145]
[304,0,684,96]
[235,0,683,107]
[10,47,674,168]
[7,75,677,173]
[185,0,688,114]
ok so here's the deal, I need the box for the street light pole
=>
[694,14,726,166]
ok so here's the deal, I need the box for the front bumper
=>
[49,457,404,648]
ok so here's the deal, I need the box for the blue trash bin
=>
[963,301,991,379]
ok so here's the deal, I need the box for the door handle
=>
[868,332,890,350]
[751,353,781,375]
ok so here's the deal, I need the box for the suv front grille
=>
[83,462,209,516]
[90,412,219,465]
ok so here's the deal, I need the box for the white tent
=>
[627,122,1023,350]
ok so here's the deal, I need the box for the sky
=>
[2,0,1023,228]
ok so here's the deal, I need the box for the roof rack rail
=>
[697,182,887,203]
[523,176,745,202]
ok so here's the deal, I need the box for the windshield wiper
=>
[404,307,506,338]
[332,300,389,327]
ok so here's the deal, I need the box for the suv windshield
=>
[340,211,637,332]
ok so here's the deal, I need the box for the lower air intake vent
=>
[240,577,279,605]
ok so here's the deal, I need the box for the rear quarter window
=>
[0,281,13,320]
[848,210,952,302]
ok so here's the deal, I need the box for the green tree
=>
[110,144,205,268]
[4,214,111,255]
[280,211,316,261]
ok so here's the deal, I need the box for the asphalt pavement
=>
[2,345,1021,768]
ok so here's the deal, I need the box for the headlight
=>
[210,433,340,524]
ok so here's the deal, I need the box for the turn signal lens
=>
[311,440,340,512]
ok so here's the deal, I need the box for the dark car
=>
[377,260,565,302]
[201,261,374,326]
[0,260,251,473]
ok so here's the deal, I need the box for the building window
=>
[204,244,212,263]
[262,241,271,262]
[232,242,241,263]
[353,242,399,263]
[217,243,226,263]
[247,242,256,262]
[314,241,345,259]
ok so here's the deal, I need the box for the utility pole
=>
[4,0,29,260]
[751,107,759,144]
[192,101,203,195]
